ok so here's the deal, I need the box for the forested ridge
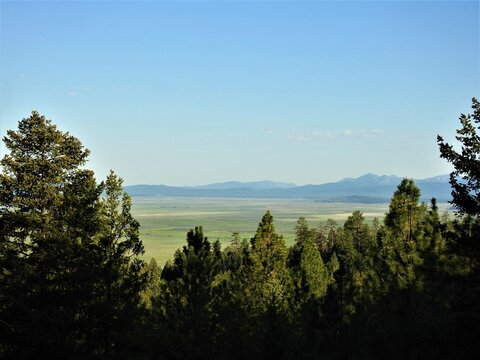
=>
[1,99,479,359]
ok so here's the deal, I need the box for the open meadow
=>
[131,196,451,265]
[132,196,453,265]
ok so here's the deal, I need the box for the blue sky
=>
[1,1,478,186]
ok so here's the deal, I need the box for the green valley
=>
[132,196,452,265]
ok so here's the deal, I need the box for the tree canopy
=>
[1,106,480,359]
[0,112,145,358]
[438,97,480,217]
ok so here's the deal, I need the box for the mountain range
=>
[124,174,452,203]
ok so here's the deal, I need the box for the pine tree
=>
[286,218,329,358]
[0,111,90,251]
[240,211,294,358]
[421,198,446,274]
[438,98,480,272]
[342,211,379,306]
[140,258,162,309]
[288,217,328,303]
[0,112,146,358]
[94,171,145,358]
[437,97,480,218]
[0,112,96,357]
[381,178,425,289]
[157,226,221,359]
[247,211,293,314]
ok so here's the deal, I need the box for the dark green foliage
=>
[384,178,423,242]
[341,211,380,307]
[140,258,162,309]
[289,217,328,304]
[154,226,221,359]
[239,211,295,359]
[444,215,480,273]
[380,178,426,290]
[438,98,480,276]
[287,218,329,358]
[247,211,293,314]
[0,112,95,358]
[0,112,145,359]
[434,99,480,358]
[438,97,480,217]
[2,104,480,359]
[421,198,446,274]
[93,171,146,358]
[221,231,250,272]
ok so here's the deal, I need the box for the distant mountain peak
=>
[419,174,450,183]
[125,173,451,202]
[191,180,297,190]
[338,173,401,185]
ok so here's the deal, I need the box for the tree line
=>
[1,99,479,359]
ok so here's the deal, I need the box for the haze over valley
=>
[126,173,453,202]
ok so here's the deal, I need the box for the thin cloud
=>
[286,129,385,142]
[286,134,311,142]
[66,86,88,97]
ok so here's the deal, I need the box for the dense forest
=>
[1,99,479,359]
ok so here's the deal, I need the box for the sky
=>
[0,0,479,186]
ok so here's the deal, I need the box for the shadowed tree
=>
[288,217,329,358]
[242,211,294,359]
[437,97,480,218]
[0,112,146,359]
[157,227,221,360]
[0,112,96,357]
[438,97,480,273]
[435,98,480,359]
[380,178,426,290]
[140,258,162,309]
[94,171,146,359]
[289,217,328,304]
[248,211,293,315]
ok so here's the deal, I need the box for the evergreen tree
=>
[140,258,162,309]
[210,232,252,360]
[0,112,97,357]
[342,211,379,307]
[380,178,426,289]
[287,218,329,359]
[321,218,339,258]
[438,97,480,273]
[157,227,221,359]
[366,180,434,359]
[436,99,480,359]
[437,97,480,217]
[384,178,423,243]
[248,211,293,314]
[241,211,294,359]
[0,112,146,358]
[94,171,145,358]
[222,231,250,272]
[288,217,328,304]
[421,198,446,274]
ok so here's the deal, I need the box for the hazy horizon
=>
[124,172,451,188]
[1,1,478,186]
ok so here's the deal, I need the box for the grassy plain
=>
[132,196,383,265]
[131,196,452,266]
